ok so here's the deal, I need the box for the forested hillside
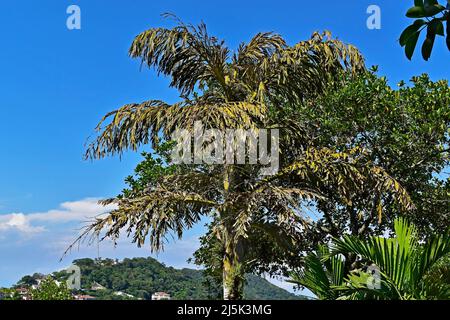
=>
[33,257,309,300]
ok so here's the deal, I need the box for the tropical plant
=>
[291,218,450,300]
[401,0,450,60]
[421,254,450,298]
[288,245,345,300]
[68,16,413,300]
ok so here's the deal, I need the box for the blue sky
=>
[0,0,448,290]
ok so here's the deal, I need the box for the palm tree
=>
[68,16,413,300]
[291,218,450,299]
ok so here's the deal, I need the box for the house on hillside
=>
[91,282,106,291]
[16,287,32,300]
[151,292,171,300]
[73,294,96,300]
[114,291,135,298]
[31,277,45,290]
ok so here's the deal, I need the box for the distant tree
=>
[31,278,73,300]
[401,0,450,60]
[17,275,38,287]
[0,288,21,300]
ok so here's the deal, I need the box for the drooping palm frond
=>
[290,31,365,71]
[130,16,230,97]
[263,31,366,105]
[225,147,414,245]
[235,32,287,64]
[231,184,324,240]
[63,189,217,257]
[85,100,267,159]
[264,147,414,213]
[252,221,300,253]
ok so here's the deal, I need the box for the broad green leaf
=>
[406,6,427,18]
[330,218,450,299]
[400,20,426,46]
[447,34,450,51]
[405,30,421,60]
[414,0,424,6]
[420,19,443,60]
[424,0,438,6]
[447,16,450,50]
[423,4,446,16]
[422,34,435,61]
[430,19,445,36]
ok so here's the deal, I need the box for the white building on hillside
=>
[151,292,171,300]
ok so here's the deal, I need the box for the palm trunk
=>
[223,238,245,300]
[221,166,245,300]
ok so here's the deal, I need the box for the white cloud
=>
[28,198,117,223]
[0,213,45,234]
[0,198,117,236]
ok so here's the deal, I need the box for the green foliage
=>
[74,15,450,300]
[31,278,73,301]
[291,218,450,300]
[120,142,177,199]
[193,70,450,282]
[401,0,449,60]
[0,288,22,300]
[332,218,450,299]
[299,71,450,240]
[244,275,308,300]
[421,254,450,297]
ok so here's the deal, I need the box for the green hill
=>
[40,257,307,300]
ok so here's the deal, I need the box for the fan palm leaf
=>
[331,218,450,299]
[289,245,345,300]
